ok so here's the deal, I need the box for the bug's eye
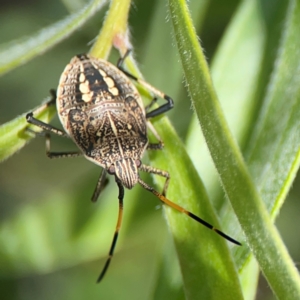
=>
[108,165,115,174]
[136,159,141,168]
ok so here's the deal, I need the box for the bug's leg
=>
[27,89,56,118]
[27,129,81,159]
[117,50,174,119]
[146,121,164,150]
[97,177,124,283]
[26,112,67,137]
[44,133,82,159]
[27,91,82,158]
[145,94,173,119]
[117,49,132,67]
[139,164,170,197]
[138,178,241,246]
[91,169,109,202]
[145,97,157,112]
[26,89,67,137]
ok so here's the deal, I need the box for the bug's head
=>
[108,158,141,189]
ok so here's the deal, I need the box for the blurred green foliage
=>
[1,0,300,299]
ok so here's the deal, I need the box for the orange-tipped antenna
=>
[97,177,124,283]
[138,178,241,246]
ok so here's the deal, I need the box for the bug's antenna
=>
[97,177,124,283]
[138,178,241,246]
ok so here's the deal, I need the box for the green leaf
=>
[142,1,211,297]
[168,0,300,298]
[0,0,107,76]
[246,0,300,222]
[147,120,243,300]
[242,0,300,294]
[185,3,300,298]
[186,0,268,201]
[186,1,292,297]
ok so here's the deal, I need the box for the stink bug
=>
[26,50,240,283]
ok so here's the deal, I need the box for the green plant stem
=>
[168,0,300,298]
[0,99,56,162]
[89,0,132,59]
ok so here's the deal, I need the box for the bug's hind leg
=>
[44,133,82,159]
[139,164,170,197]
[146,121,164,150]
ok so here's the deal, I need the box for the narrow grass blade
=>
[168,0,300,298]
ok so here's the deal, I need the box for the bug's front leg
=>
[26,91,82,159]
[26,89,66,137]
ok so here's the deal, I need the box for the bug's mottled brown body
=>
[26,51,240,284]
[57,54,148,188]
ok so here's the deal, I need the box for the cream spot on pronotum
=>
[99,69,107,77]
[109,87,119,96]
[82,92,93,102]
[79,82,90,94]
[79,73,86,82]
[104,76,115,88]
